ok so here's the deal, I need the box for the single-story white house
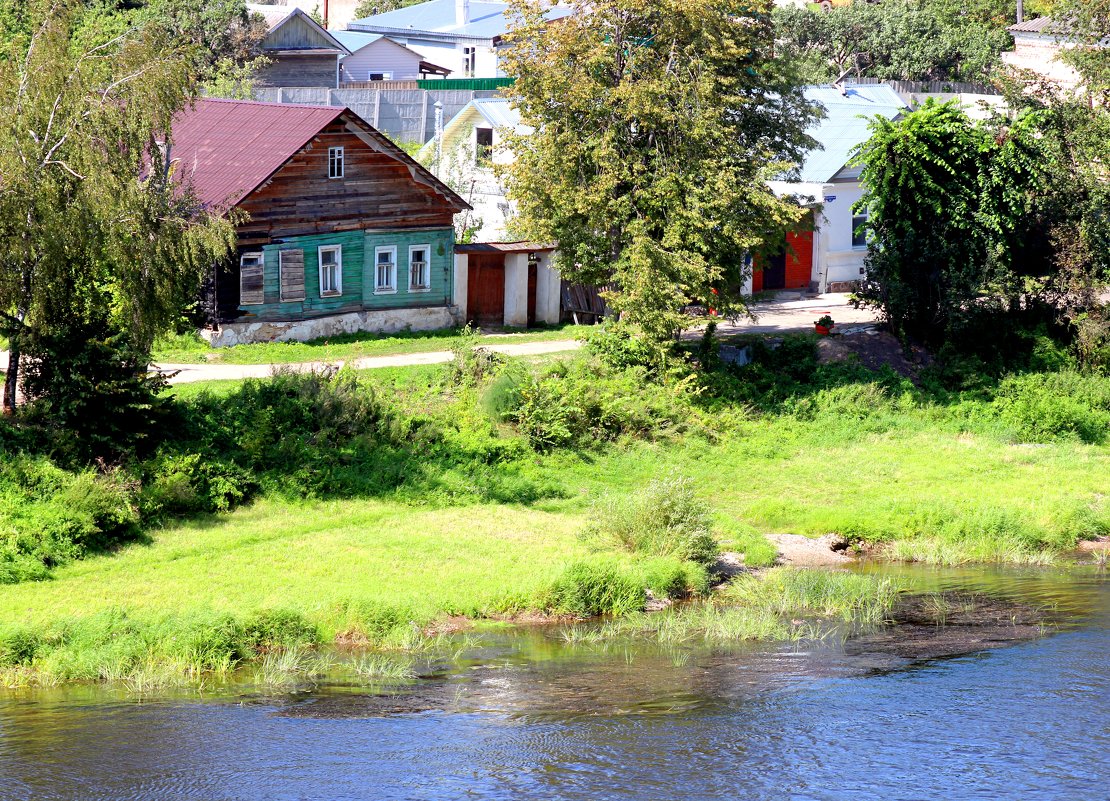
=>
[331,30,452,82]
[420,97,528,241]
[762,84,908,293]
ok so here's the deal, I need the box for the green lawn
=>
[153,324,591,365]
[0,499,585,632]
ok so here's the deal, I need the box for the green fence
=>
[416,77,515,91]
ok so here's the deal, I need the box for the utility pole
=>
[433,100,444,176]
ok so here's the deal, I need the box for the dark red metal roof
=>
[169,98,345,210]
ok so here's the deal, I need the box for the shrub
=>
[585,320,667,371]
[447,324,504,386]
[584,475,719,566]
[508,357,702,450]
[0,626,41,666]
[543,558,646,617]
[993,371,1110,444]
[240,609,318,652]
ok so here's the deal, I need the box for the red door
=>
[467,255,505,326]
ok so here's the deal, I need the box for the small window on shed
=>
[328,146,344,179]
[475,128,493,167]
[239,252,264,306]
[368,72,392,81]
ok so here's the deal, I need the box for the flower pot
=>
[815,324,832,336]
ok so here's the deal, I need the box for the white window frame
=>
[328,146,344,179]
[463,46,476,78]
[374,245,397,294]
[318,245,343,297]
[407,244,431,292]
[239,252,264,306]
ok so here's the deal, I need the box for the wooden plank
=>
[280,249,306,302]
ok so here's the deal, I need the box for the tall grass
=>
[720,568,902,624]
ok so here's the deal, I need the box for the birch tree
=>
[0,0,234,414]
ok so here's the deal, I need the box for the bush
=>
[240,609,318,652]
[994,371,1110,444]
[584,475,719,566]
[584,320,665,371]
[543,558,646,617]
[0,456,140,582]
[507,357,703,450]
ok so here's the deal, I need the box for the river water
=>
[1,565,1107,800]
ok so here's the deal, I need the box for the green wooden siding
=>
[240,227,454,321]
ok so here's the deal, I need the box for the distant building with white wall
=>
[345,0,572,79]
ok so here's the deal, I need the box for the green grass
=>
[4,339,1110,685]
[153,324,591,365]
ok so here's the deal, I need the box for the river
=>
[0,564,1107,800]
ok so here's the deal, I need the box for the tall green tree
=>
[851,100,1046,345]
[774,1,1013,85]
[501,0,816,352]
[0,0,235,414]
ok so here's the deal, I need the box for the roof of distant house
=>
[348,0,572,40]
[798,85,908,184]
[169,98,465,210]
[468,98,531,133]
[246,3,350,53]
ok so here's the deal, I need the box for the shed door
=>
[467,255,505,326]
[763,250,787,290]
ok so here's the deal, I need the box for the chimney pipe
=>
[456,0,470,27]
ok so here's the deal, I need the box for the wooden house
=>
[247,4,351,88]
[170,98,469,346]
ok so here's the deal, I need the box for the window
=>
[328,146,344,179]
[368,71,392,81]
[851,207,869,248]
[408,245,431,291]
[374,245,397,293]
[318,245,342,297]
[239,252,264,306]
[475,127,493,167]
[463,47,476,77]
[279,249,306,302]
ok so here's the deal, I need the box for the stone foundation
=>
[826,280,861,293]
[201,306,460,348]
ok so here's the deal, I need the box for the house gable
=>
[235,111,468,246]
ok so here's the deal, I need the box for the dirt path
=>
[0,293,878,386]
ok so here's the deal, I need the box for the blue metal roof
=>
[330,30,384,52]
[798,85,907,183]
[349,0,572,39]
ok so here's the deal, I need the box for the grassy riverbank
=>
[2,332,1109,685]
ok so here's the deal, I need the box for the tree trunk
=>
[2,326,20,416]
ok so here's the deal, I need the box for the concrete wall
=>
[203,305,458,347]
[251,86,503,144]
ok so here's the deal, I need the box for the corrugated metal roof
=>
[797,85,907,183]
[169,98,345,209]
[331,30,384,51]
[1009,16,1058,33]
[349,0,572,39]
[470,98,531,133]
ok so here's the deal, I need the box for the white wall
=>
[817,180,868,287]
[387,38,500,78]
